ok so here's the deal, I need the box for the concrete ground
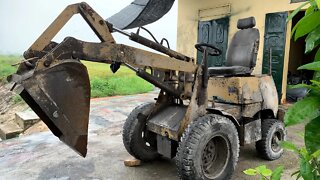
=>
[0,91,303,180]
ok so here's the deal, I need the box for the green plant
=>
[0,55,19,81]
[285,0,320,157]
[243,165,284,180]
[283,0,320,179]
[12,95,23,103]
[281,141,320,179]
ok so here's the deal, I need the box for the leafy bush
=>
[281,141,320,179]
[285,0,320,159]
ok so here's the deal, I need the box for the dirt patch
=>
[23,121,49,136]
[0,82,48,137]
[0,82,28,125]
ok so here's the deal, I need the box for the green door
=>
[197,17,229,67]
[262,12,288,99]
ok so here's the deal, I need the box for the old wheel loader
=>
[8,2,286,180]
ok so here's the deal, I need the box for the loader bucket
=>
[12,60,90,157]
[107,0,175,29]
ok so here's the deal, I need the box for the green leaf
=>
[314,48,320,80]
[310,80,320,89]
[310,80,320,85]
[287,1,310,23]
[280,141,300,153]
[243,168,257,176]
[261,169,273,177]
[294,10,320,41]
[305,117,320,154]
[315,48,320,61]
[310,0,318,8]
[298,61,320,71]
[288,83,317,91]
[300,147,311,161]
[311,149,320,158]
[284,96,320,126]
[271,166,284,180]
[255,165,272,177]
[305,6,315,16]
[316,0,320,8]
[300,156,315,180]
[305,26,320,53]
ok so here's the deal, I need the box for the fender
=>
[206,108,240,128]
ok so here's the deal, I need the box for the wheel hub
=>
[271,131,283,152]
[201,136,230,179]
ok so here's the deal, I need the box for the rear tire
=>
[255,119,286,160]
[123,103,160,161]
[176,114,240,180]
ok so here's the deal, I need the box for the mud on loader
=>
[8,2,286,180]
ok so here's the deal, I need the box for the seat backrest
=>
[226,17,260,71]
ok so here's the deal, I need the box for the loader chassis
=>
[9,2,286,180]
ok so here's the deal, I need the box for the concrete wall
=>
[177,0,307,102]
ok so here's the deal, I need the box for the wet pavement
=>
[0,91,303,180]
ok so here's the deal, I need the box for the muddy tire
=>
[176,114,240,180]
[123,102,160,161]
[255,119,286,160]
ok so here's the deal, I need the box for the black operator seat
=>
[208,17,260,76]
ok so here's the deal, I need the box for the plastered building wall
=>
[176,0,307,102]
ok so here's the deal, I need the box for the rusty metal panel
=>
[208,77,240,104]
[147,105,187,141]
[242,103,262,118]
[213,103,241,119]
[259,75,279,117]
[156,135,176,158]
[241,77,263,104]
[244,119,261,144]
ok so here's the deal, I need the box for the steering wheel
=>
[195,43,222,56]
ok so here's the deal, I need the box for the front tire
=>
[122,103,160,161]
[176,114,240,180]
[255,119,286,160]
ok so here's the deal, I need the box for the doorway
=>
[286,11,316,102]
[262,12,288,101]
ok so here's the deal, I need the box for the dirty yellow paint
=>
[177,0,307,103]
[282,15,293,104]
[208,75,278,117]
[208,76,263,105]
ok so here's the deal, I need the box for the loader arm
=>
[9,2,201,157]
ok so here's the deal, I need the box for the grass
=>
[0,55,20,80]
[0,55,154,98]
[83,61,154,97]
